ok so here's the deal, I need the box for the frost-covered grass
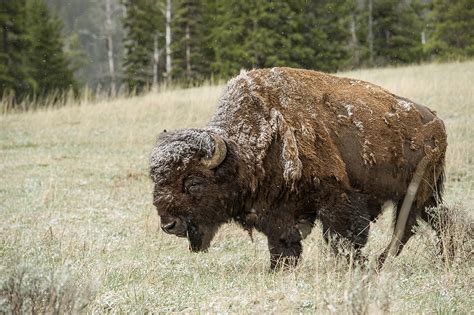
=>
[1,62,473,313]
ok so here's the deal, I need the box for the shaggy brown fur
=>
[150,67,447,269]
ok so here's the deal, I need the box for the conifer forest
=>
[1,0,473,104]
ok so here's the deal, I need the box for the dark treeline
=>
[1,0,473,104]
[0,0,77,104]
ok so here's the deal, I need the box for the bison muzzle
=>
[150,67,447,269]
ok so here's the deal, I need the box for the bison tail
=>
[387,155,431,258]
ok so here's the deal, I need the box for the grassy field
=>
[1,62,473,313]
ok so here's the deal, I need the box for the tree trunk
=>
[105,0,116,97]
[350,13,359,67]
[153,33,160,90]
[165,0,172,82]
[367,0,374,66]
[185,22,191,80]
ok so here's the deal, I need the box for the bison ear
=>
[201,134,227,169]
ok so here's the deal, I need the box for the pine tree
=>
[122,0,163,92]
[208,0,249,78]
[209,1,308,78]
[172,0,210,83]
[298,0,352,71]
[356,0,425,66]
[427,0,474,59]
[208,0,353,79]
[0,0,33,99]
[245,2,297,69]
[26,0,77,98]
[372,0,424,65]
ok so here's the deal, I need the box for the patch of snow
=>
[397,99,413,111]
[349,80,361,86]
[362,139,376,166]
[344,104,354,117]
[354,120,364,132]
[150,129,216,183]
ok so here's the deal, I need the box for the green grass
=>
[1,62,473,313]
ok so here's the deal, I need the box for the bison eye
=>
[183,177,204,195]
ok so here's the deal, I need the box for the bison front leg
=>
[322,222,369,263]
[319,193,373,263]
[267,226,303,270]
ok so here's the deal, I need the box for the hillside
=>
[0,62,473,313]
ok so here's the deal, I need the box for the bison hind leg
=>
[377,196,422,267]
[379,177,443,267]
[420,197,455,261]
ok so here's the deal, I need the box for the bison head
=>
[150,129,239,252]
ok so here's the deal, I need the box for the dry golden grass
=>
[0,62,473,313]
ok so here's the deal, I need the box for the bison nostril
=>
[162,220,177,233]
[160,217,188,237]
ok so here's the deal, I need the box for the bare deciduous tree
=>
[105,0,116,97]
[153,33,160,90]
[367,0,374,66]
[165,0,172,81]
[185,22,191,79]
[350,13,359,67]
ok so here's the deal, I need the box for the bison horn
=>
[201,134,227,169]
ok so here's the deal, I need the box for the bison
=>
[150,68,447,269]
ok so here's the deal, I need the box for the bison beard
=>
[150,67,447,270]
[187,221,219,253]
